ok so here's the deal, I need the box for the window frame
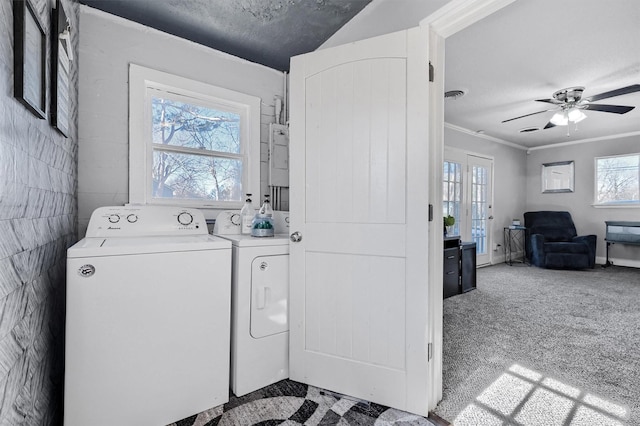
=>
[593,152,640,208]
[129,64,260,209]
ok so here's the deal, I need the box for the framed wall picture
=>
[541,160,575,193]
[51,2,71,137]
[14,0,46,119]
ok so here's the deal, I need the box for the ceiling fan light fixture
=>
[568,108,587,123]
[550,111,569,126]
[550,108,586,126]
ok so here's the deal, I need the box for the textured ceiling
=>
[79,0,372,71]
[445,0,640,148]
[79,0,639,149]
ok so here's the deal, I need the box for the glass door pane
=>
[443,161,462,236]
[469,155,492,266]
[471,165,488,254]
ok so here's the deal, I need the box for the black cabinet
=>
[443,238,476,298]
[443,237,460,299]
[461,242,476,293]
[443,246,460,298]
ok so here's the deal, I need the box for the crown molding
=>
[444,122,527,150]
[525,131,640,152]
[445,123,640,153]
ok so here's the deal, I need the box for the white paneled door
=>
[289,28,431,415]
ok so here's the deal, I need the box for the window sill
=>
[592,203,640,209]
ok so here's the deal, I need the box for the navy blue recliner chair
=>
[524,211,596,269]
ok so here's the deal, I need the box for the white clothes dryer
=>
[65,206,232,426]
[214,210,290,396]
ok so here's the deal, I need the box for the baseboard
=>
[490,251,529,266]
[489,255,639,269]
[596,256,640,269]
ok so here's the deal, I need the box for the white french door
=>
[444,150,493,265]
[289,28,432,415]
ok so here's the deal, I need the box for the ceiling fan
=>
[502,84,640,130]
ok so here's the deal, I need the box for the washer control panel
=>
[85,206,208,237]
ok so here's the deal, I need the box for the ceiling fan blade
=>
[585,104,635,114]
[502,109,553,123]
[584,84,640,102]
[535,98,562,105]
[543,121,556,130]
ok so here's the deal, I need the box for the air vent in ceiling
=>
[444,90,466,100]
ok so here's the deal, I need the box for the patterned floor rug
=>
[168,380,436,426]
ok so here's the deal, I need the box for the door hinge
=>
[429,62,434,82]
[428,204,433,222]
[428,342,433,361]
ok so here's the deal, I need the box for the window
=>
[595,153,640,206]
[129,64,260,208]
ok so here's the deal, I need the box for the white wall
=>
[525,135,640,267]
[319,0,450,49]
[78,6,284,236]
[444,126,528,264]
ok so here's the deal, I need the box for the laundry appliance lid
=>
[216,233,290,248]
[67,234,231,258]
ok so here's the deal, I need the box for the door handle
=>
[256,287,269,309]
[488,216,494,220]
[290,231,302,243]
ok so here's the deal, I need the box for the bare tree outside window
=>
[596,154,640,205]
[151,97,243,201]
[443,161,462,235]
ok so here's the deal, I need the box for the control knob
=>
[127,214,138,223]
[108,214,120,223]
[177,212,193,226]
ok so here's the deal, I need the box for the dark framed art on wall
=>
[13,0,47,119]
[51,2,72,137]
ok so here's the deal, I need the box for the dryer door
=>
[251,254,289,338]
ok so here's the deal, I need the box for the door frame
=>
[420,0,515,408]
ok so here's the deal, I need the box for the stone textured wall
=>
[0,0,78,424]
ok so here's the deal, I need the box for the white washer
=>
[65,206,232,426]
[214,211,290,396]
